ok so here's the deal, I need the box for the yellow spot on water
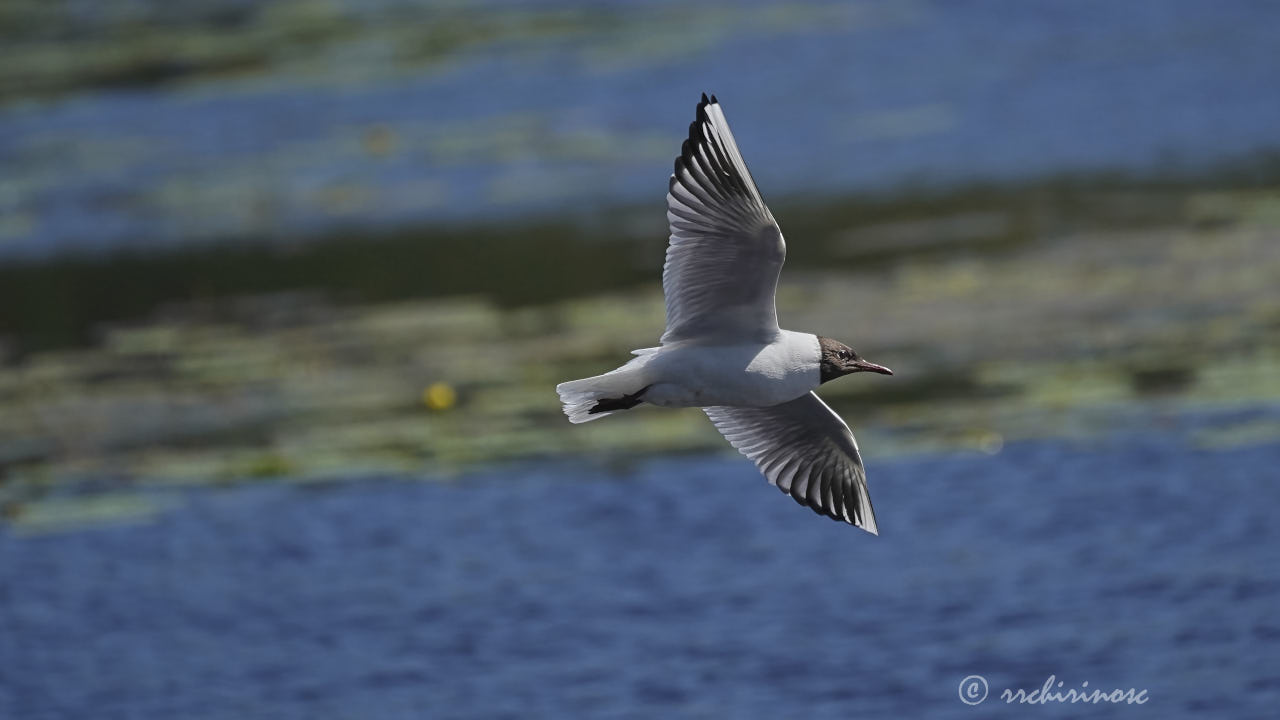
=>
[423,382,457,411]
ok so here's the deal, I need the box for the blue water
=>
[3,0,1280,259]
[2,437,1278,718]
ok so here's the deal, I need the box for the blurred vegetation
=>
[0,0,582,101]
[0,0,896,104]
[3,0,1280,533]
[5,172,1279,354]
[3,181,1279,531]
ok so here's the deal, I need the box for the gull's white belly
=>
[641,331,821,408]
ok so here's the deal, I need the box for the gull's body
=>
[556,94,893,534]
[638,331,820,409]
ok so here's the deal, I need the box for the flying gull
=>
[556,94,893,534]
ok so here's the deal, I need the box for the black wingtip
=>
[700,92,709,104]
[710,93,718,104]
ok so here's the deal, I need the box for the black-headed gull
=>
[557,94,893,534]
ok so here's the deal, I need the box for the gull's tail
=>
[556,349,656,423]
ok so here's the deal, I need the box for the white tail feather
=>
[556,351,655,423]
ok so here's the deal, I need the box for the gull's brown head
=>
[818,336,893,384]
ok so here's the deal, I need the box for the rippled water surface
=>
[3,0,1280,258]
[3,434,1278,718]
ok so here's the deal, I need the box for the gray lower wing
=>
[704,392,878,534]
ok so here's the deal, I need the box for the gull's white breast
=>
[642,330,821,408]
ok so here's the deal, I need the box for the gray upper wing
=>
[663,94,784,344]
[704,392,879,534]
